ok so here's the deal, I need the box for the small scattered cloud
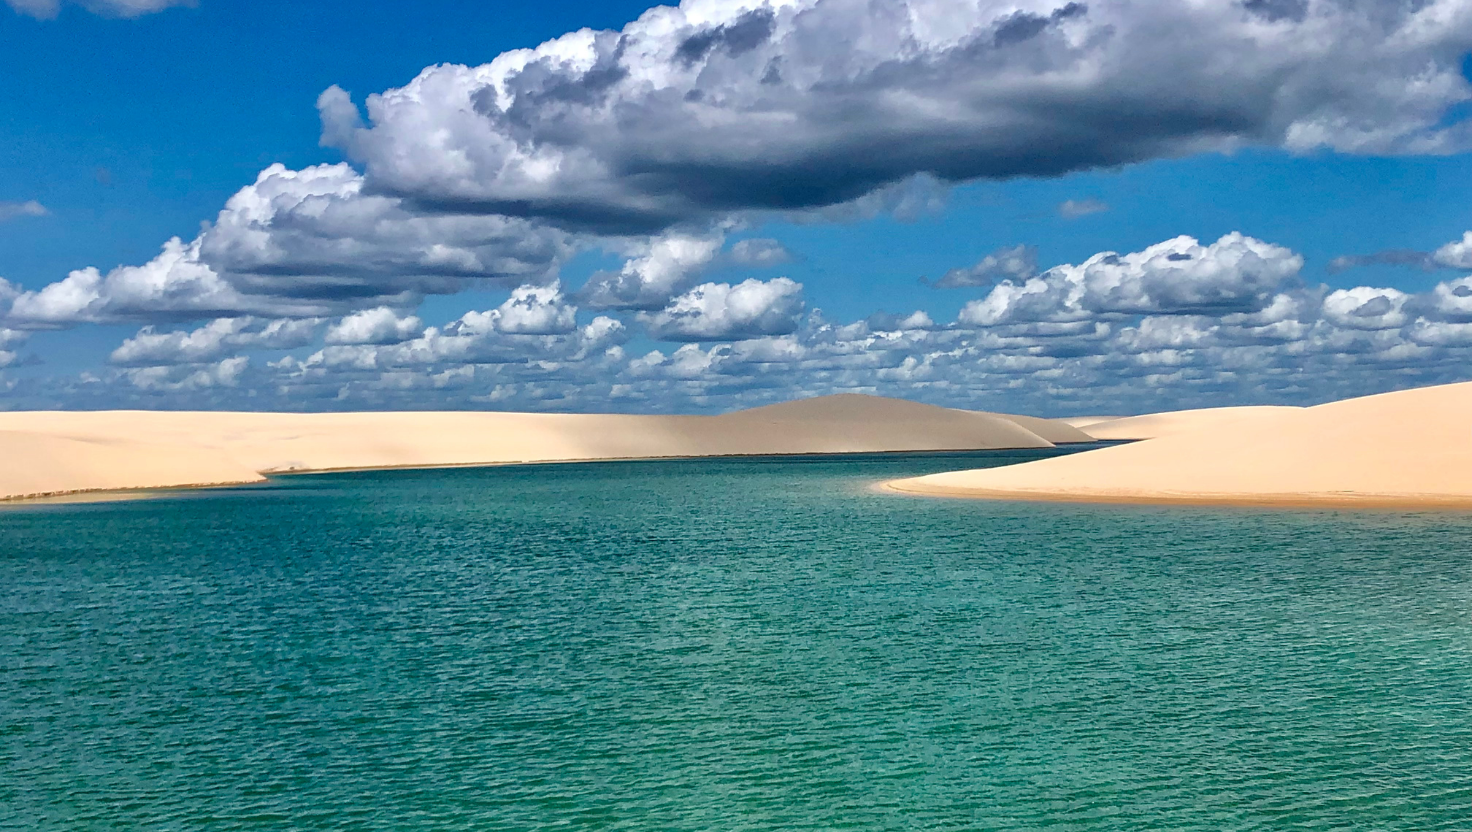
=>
[931,244,1038,288]
[0,200,48,222]
[6,0,192,19]
[1058,199,1109,219]
[726,238,794,268]
[1327,231,1472,274]
[1326,250,1435,273]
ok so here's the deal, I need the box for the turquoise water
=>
[4,450,1472,830]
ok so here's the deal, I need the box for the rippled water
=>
[4,450,1472,830]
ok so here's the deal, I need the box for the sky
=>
[4,0,1472,416]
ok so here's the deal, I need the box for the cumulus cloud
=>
[125,356,249,393]
[200,163,572,300]
[0,200,47,222]
[1321,286,1411,330]
[473,282,579,335]
[3,237,263,326]
[111,316,319,366]
[4,164,578,328]
[932,244,1037,288]
[579,232,723,310]
[959,233,1303,326]
[1432,231,1472,269]
[6,0,190,19]
[319,0,1472,233]
[639,277,804,341]
[324,307,423,345]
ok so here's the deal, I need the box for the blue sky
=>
[5,0,1472,415]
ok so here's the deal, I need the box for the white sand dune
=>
[1075,405,1304,440]
[0,431,266,501]
[0,394,1080,502]
[888,380,1472,508]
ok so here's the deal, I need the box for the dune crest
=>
[0,394,1081,502]
[1076,405,1304,441]
[887,381,1472,508]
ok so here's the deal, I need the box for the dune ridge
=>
[1075,405,1304,441]
[0,394,1083,502]
[887,380,1472,508]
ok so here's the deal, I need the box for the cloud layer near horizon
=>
[5,230,1472,416]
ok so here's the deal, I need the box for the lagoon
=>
[4,451,1472,829]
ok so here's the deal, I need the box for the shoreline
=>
[878,480,1472,512]
[2,446,1087,507]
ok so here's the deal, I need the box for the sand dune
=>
[0,394,1079,502]
[887,381,1472,508]
[1076,405,1304,440]
[0,430,265,501]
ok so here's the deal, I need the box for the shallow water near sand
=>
[4,449,1472,830]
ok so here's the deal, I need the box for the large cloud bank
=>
[320,0,1472,231]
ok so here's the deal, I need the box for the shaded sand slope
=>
[0,431,265,501]
[888,381,1472,507]
[1056,415,1123,429]
[1078,405,1304,440]
[0,394,1080,501]
[986,413,1095,444]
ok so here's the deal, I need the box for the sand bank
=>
[887,381,1472,509]
[0,394,1084,502]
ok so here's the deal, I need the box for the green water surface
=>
[3,450,1472,830]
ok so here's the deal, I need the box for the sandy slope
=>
[0,431,266,501]
[1076,405,1304,440]
[887,381,1472,508]
[0,394,1078,501]
[985,412,1095,444]
[1056,415,1124,429]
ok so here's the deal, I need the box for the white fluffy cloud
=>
[4,237,264,326]
[6,0,189,19]
[579,232,724,310]
[111,317,319,366]
[125,356,249,393]
[640,277,804,341]
[324,307,423,345]
[201,163,573,300]
[958,233,1304,325]
[1432,231,1472,269]
[2,164,578,328]
[475,282,579,335]
[320,0,1472,232]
